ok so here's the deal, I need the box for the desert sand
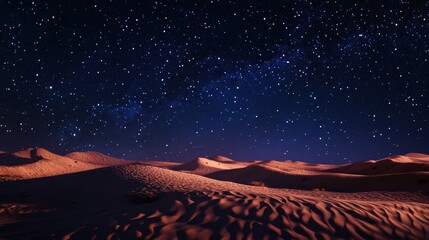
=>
[0,149,428,239]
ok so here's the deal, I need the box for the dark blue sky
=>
[0,0,428,163]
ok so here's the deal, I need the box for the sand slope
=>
[141,161,182,168]
[65,151,133,166]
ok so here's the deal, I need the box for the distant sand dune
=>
[325,154,429,175]
[0,148,134,179]
[173,156,252,175]
[255,159,333,174]
[207,164,429,192]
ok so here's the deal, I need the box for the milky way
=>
[0,1,428,163]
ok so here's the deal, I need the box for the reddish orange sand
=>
[0,149,428,239]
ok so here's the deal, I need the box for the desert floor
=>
[1,149,428,239]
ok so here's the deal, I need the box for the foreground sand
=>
[1,149,428,239]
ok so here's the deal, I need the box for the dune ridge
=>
[65,151,132,166]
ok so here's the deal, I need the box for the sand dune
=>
[207,164,429,192]
[210,155,235,163]
[0,148,133,179]
[405,152,429,160]
[326,154,429,175]
[173,156,252,175]
[255,160,333,174]
[0,149,40,167]
[205,154,429,192]
[65,151,133,166]
[1,150,429,239]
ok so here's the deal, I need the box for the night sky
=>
[0,1,428,163]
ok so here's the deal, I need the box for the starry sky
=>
[0,0,428,163]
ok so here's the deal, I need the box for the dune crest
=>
[210,155,235,163]
[406,152,429,159]
[65,151,133,166]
